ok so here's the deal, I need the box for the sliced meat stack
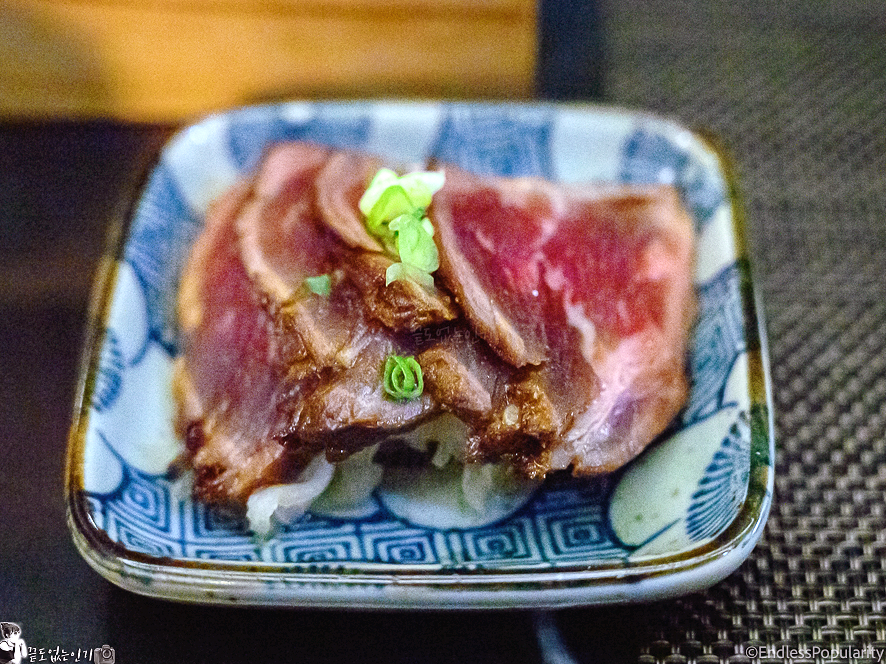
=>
[174,142,696,507]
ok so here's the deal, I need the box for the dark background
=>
[3,1,885,662]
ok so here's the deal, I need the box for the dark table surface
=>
[3,1,886,663]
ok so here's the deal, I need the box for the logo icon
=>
[0,623,26,664]
[93,645,115,664]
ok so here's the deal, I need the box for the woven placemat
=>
[546,2,886,662]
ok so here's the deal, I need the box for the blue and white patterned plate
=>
[66,100,774,608]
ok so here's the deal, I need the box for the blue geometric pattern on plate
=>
[267,525,363,564]
[78,101,763,580]
[620,126,727,230]
[432,104,555,177]
[686,412,752,542]
[124,165,201,352]
[227,103,373,173]
[684,262,746,423]
[95,467,180,558]
[93,331,124,413]
[87,467,632,565]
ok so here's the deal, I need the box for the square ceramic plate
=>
[66,100,773,609]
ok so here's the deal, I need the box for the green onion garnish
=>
[303,274,332,297]
[385,261,435,290]
[359,169,444,217]
[383,355,424,401]
[358,168,444,288]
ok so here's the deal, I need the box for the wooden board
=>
[0,0,536,122]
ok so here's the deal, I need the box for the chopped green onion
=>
[303,274,332,297]
[383,355,424,401]
[358,168,400,216]
[389,214,439,273]
[359,167,445,289]
[385,261,435,290]
[365,185,414,254]
[359,168,444,217]
[396,171,445,209]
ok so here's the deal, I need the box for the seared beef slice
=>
[432,167,695,475]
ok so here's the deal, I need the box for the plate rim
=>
[65,98,775,609]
